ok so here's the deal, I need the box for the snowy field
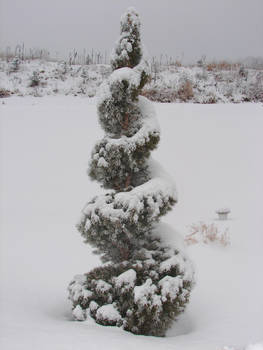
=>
[0,97,263,349]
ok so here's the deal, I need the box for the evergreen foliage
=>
[9,56,20,73]
[29,70,40,87]
[110,9,142,70]
[68,7,194,337]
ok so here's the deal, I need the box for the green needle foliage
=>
[68,7,194,337]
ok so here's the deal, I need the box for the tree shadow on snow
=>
[166,311,195,337]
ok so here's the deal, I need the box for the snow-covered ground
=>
[0,97,262,349]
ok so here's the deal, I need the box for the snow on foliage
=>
[111,7,142,71]
[134,279,162,307]
[114,269,137,289]
[68,274,92,302]
[72,305,86,321]
[68,7,194,337]
[1,56,262,102]
[158,276,183,302]
[96,304,122,324]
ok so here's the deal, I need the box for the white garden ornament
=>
[216,208,231,220]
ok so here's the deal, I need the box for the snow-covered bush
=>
[68,8,194,337]
[178,80,194,101]
[8,56,20,73]
[52,61,70,81]
[1,55,262,101]
[29,70,41,87]
[247,71,263,102]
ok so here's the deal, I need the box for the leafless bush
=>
[242,56,263,70]
[0,45,50,62]
[185,222,230,247]
[0,88,11,98]
[68,48,108,66]
[206,60,240,72]
[178,80,194,101]
[141,88,178,102]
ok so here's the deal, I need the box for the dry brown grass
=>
[142,79,194,103]
[178,80,194,101]
[141,88,178,102]
[174,60,182,67]
[206,61,241,71]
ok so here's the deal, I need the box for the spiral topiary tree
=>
[68,7,194,337]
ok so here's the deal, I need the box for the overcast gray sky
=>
[1,0,262,62]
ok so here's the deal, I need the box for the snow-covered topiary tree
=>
[68,7,194,337]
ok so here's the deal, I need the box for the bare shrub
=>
[178,80,194,101]
[206,61,240,72]
[238,66,248,79]
[174,60,182,67]
[206,63,216,71]
[197,55,206,68]
[185,222,230,247]
[141,88,178,102]
[0,88,11,98]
